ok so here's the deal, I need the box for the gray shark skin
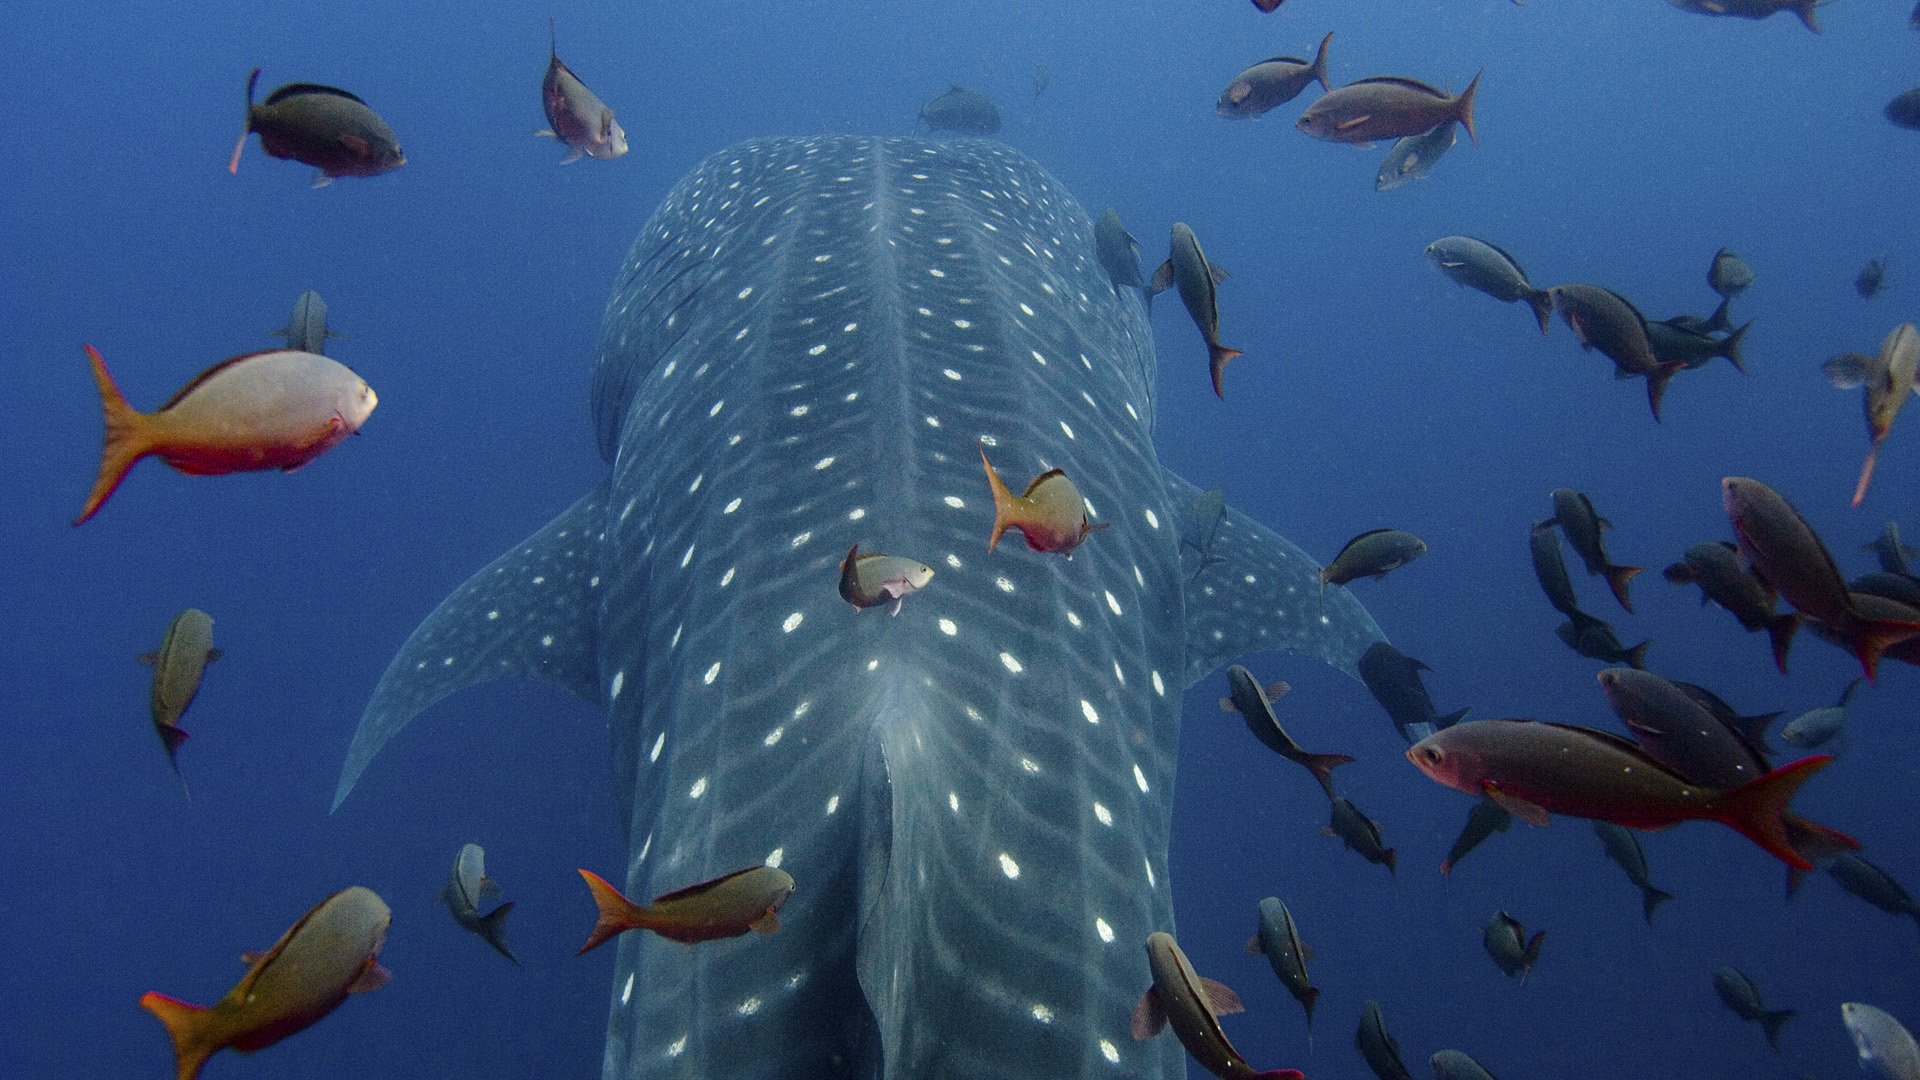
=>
[334,135,1383,1080]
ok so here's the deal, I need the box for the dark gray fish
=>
[1225,664,1354,798]
[1298,73,1481,145]
[1095,209,1147,296]
[1247,897,1319,1028]
[1666,0,1823,32]
[1357,1000,1417,1080]
[229,69,405,186]
[1914,0,1920,29]
[1431,1049,1499,1080]
[142,608,220,797]
[1148,223,1242,399]
[1424,236,1552,335]
[1842,1002,1920,1080]
[1859,258,1890,299]
[1713,967,1796,1051]
[1555,617,1650,669]
[439,842,519,965]
[1647,317,1750,374]
[1482,911,1543,983]
[1597,668,1769,789]
[1889,90,1920,132]
[1550,283,1685,421]
[1593,821,1675,923]
[1780,678,1862,750]
[919,85,1002,135]
[1709,248,1755,298]
[538,18,628,164]
[1357,641,1468,743]
[1321,529,1427,588]
[1663,541,1797,670]
[1854,570,1920,609]
[1669,680,1779,756]
[1377,123,1457,192]
[1865,521,1918,574]
[1325,795,1395,873]
[1530,520,1592,624]
[1441,797,1512,877]
[1824,853,1920,932]
[273,290,339,355]
[1216,34,1332,119]
[1549,489,1641,613]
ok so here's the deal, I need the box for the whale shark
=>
[333,135,1383,1080]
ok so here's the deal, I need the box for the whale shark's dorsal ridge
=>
[336,135,1382,1079]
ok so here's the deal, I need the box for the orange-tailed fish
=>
[1132,931,1304,1080]
[839,544,934,615]
[73,345,377,526]
[141,886,391,1080]
[576,864,794,953]
[980,441,1107,556]
[1822,323,1919,507]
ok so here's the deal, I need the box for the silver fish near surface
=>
[333,136,1384,1080]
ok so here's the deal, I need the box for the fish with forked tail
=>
[576,865,794,953]
[1133,931,1304,1080]
[1149,223,1242,399]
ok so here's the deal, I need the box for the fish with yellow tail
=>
[1132,931,1305,1080]
[73,345,376,525]
[140,886,391,1080]
[979,440,1107,557]
[575,864,794,954]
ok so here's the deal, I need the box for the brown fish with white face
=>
[1148,224,1242,399]
[538,19,628,163]
[980,441,1107,556]
[141,886,392,1080]
[143,608,221,795]
[73,346,377,525]
[1297,72,1480,145]
[1822,323,1920,507]
[1132,931,1304,1080]
[838,544,934,615]
[576,864,795,953]
[1550,284,1686,421]
[228,69,405,186]
[1217,34,1331,119]
[1722,477,1920,679]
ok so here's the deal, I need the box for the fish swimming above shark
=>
[331,135,1384,1080]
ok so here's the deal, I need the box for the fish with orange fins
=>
[1132,931,1305,1080]
[538,18,628,164]
[839,544,934,615]
[1822,323,1919,507]
[979,441,1107,556]
[141,886,391,1080]
[73,345,376,525]
[1723,477,1920,680]
[1148,224,1242,399]
[143,608,221,797]
[1407,718,1855,870]
[228,70,405,186]
[575,864,794,954]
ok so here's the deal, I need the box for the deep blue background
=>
[4,2,1917,1078]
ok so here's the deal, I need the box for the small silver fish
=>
[1377,123,1456,192]
[440,842,518,965]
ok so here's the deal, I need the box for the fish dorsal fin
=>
[156,350,288,412]
[1347,75,1448,98]
[1255,55,1309,67]
[1021,468,1072,500]
[332,484,610,810]
[263,82,368,108]
[649,865,760,905]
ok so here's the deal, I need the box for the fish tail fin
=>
[1382,847,1397,875]
[1300,985,1319,1028]
[1714,755,1846,870]
[1762,1008,1796,1051]
[575,869,643,955]
[1850,613,1920,681]
[230,68,260,174]
[1852,442,1880,508]
[1624,639,1651,670]
[1603,563,1642,613]
[1209,343,1243,400]
[479,901,521,965]
[1767,612,1799,674]
[1310,32,1332,92]
[139,991,217,1080]
[1303,752,1356,798]
[1794,0,1819,32]
[979,441,1018,553]
[1640,883,1674,924]
[1524,929,1545,970]
[1706,295,1733,336]
[1784,813,1859,869]
[549,14,558,58]
[1526,287,1553,336]
[1456,69,1481,144]
[1645,360,1685,422]
[1720,320,1751,374]
[74,344,155,525]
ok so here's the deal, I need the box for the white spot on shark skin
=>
[942,368,963,381]
[736,286,754,300]
[1151,670,1166,696]
[1081,700,1100,724]
[807,344,827,356]
[532,575,546,585]
[638,832,652,863]
[689,776,708,799]
[826,794,840,815]
[945,553,963,570]
[790,404,811,417]
[621,972,634,1005]
[1064,610,1083,629]
[949,791,961,813]
[486,610,499,621]
[943,495,966,509]
[703,661,722,685]
[813,455,836,470]
[1030,1003,1054,1024]
[782,612,804,633]
[688,473,704,493]
[670,624,683,649]
[1020,757,1041,774]
[999,852,1021,879]
[649,732,666,762]
[843,322,858,332]
[1030,349,1048,366]
[794,700,811,719]
[937,618,957,636]
[1133,764,1150,793]
[1059,420,1075,440]
[680,544,696,569]
[1144,858,1156,887]
[1104,591,1123,616]
[723,497,742,514]
[541,635,554,647]
[953,318,972,329]
[995,577,1016,594]
[791,531,813,548]
[1100,1039,1121,1065]
[1095,917,1115,943]
[765,849,784,869]
[662,359,678,378]
[737,996,764,1017]
[1000,652,1024,674]
[720,567,736,588]
[666,1035,688,1058]
[848,507,866,521]
[609,671,625,700]
[764,726,784,747]
[925,415,942,428]
[1143,508,1160,529]
[1093,801,1113,826]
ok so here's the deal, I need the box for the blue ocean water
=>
[3,2,1917,1078]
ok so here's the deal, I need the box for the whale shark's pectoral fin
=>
[332,483,610,810]
[1164,470,1386,688]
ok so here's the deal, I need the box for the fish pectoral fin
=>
[1209,264,1229,286]
[1198,976,1246,1017]
[1129,990,1168,1040]
[1147,259,1174,297]
[1483,783,1550,827]
[346,959,392,994]
[1334,114,1374,132]
[338,132,372,159]
[749,909,781,935]
[1245,935,1262,955]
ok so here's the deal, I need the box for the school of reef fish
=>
[61,3,1920,1080]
